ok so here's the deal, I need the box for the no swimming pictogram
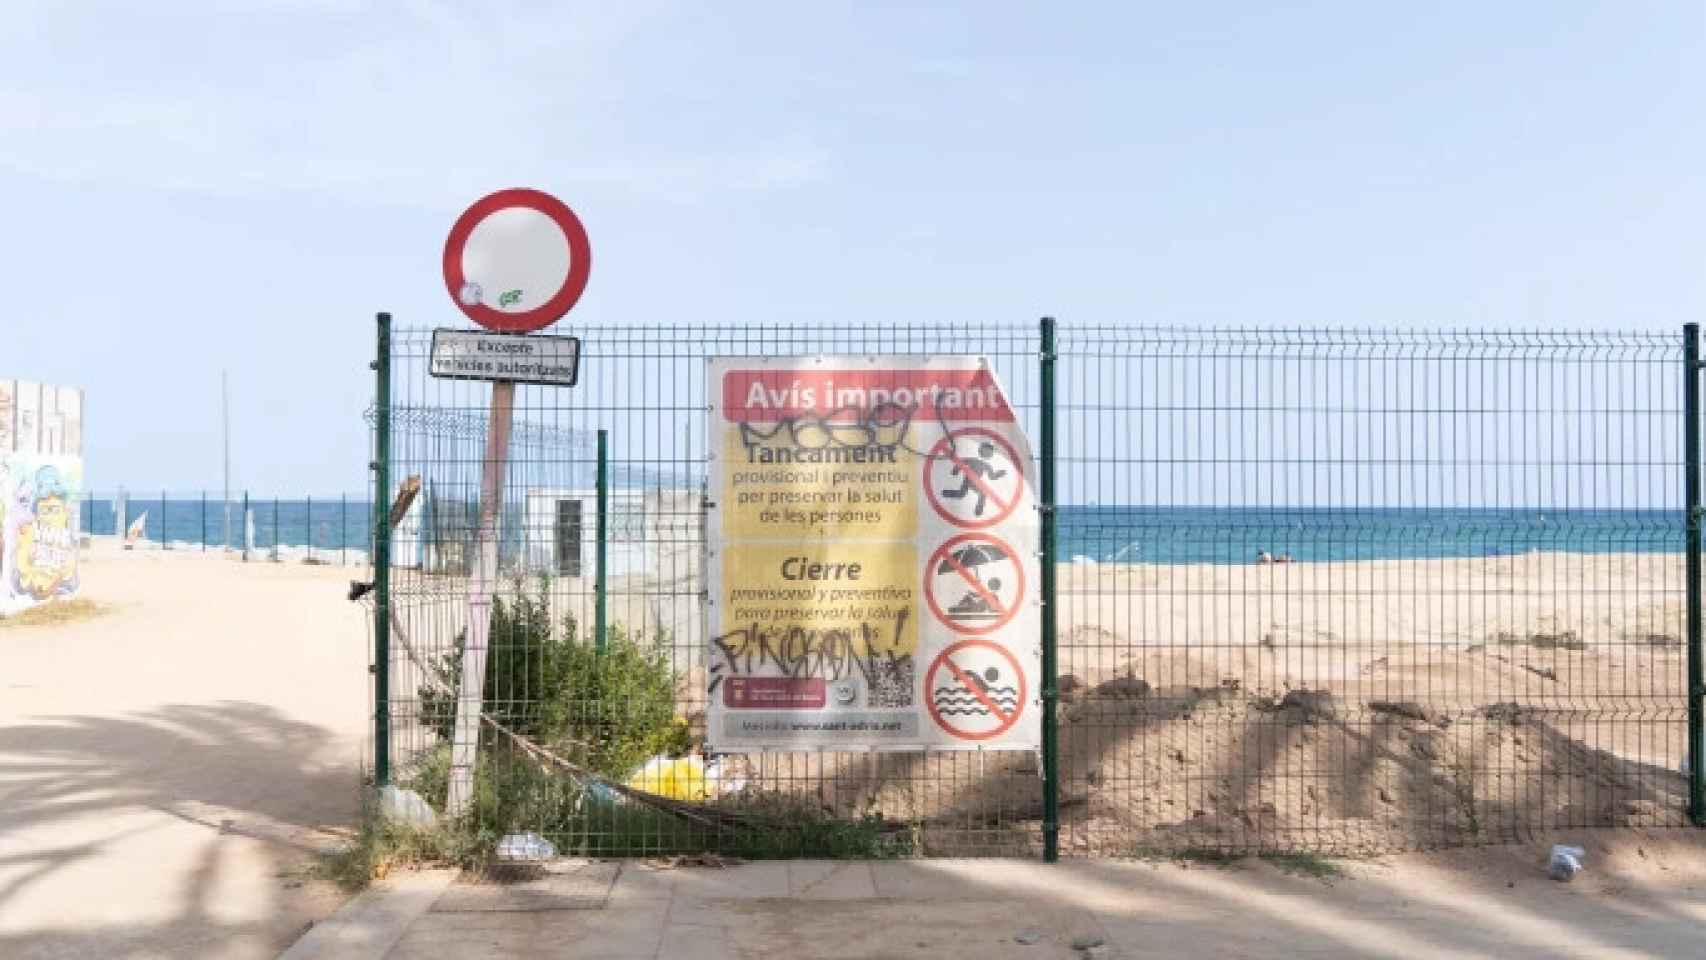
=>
[925,639,1026,740]
[923,532,1025,635]
[924,427,1025,529]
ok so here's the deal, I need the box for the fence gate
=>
[368,317,1703,858]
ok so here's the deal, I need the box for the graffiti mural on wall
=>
[3,459,81,608]
[0,379,84,616]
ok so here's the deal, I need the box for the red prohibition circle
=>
[923,427,1025,530]
[924,639,1027,741]
[442,188,592,333]
[924,532,1026,636]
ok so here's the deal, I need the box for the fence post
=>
[373,312,393,786]
[1039,315,1060,861]
[201,491,207,551]
[1686,323,1704,826]
[596,428,609,656]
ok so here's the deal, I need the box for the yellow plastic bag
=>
[626,755,712,802]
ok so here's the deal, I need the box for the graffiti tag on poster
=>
[707,356,1040,751]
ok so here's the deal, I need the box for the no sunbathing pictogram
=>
[923,532,1025,636]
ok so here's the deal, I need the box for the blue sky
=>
[3,1,1702,494]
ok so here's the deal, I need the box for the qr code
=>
[868,657,914,708]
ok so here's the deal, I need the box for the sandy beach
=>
[2,541,1692,956]
[0,540,366,959]
[1045,551,1689,854]
[375,546,1695,857]
[659,550,1693,855]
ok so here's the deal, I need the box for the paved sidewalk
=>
[282,835,1706,959]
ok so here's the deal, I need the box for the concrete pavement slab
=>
[432,861,617,913]
[275,832,1706,959]
[387,898,665,960]
[667,859,789,902]
[787,861,876,900]
[278,869,455,960]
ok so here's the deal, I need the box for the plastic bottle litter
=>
[1548,844,1585,882]
[376,786,437,829]
[496,832,557,862]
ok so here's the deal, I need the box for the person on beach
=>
[947,577,1004,619]
[1256,549,1274,564]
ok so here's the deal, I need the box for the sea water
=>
[1057,506,1679,564]
[78,500,1681,563]
[82,497,375,552]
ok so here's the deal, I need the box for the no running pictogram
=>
[924,427,1025,529]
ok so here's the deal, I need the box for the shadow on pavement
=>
[0,700,358,959]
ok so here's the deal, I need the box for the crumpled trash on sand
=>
[625,754,744,802]
[1548,844,1585,882]
[496,832,556,862]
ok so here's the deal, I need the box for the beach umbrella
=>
[936,542,1008,574]
[125,511,148,545]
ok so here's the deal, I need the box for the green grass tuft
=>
[1132,845,1245,867]
[1258,851,1343,880]
[0,597,106,628]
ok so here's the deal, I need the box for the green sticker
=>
[499,289,523,307]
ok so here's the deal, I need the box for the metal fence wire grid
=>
[364,318,1705,859]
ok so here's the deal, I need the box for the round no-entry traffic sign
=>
[443,188,591,333]
[925,639,1027,740]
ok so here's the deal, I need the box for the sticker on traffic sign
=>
[924,427,1024,529]
[924,532,1025,635]
[925,639,1026,740]
[443,188,592,333]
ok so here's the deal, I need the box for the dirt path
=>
[0,543,366,959]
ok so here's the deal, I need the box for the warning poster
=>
[707,357,1040,751]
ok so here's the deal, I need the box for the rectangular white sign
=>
[429,329,580,386]
[707,355,1040,752]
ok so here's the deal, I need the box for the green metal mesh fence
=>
[368,321,1697,857]
[1051,328,1688,855]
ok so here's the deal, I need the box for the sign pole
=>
[1685,323,1704,825]
[373,312,392,786]
[1039,315,1060,863]
[446,378,515,815]
[596,428,609,656]
[435,186,591,816]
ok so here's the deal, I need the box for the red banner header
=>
[721,368,1014,423]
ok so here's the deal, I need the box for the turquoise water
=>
[82,497,373,552]
[1057,507,1680,564]
[78,499,1682,563]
